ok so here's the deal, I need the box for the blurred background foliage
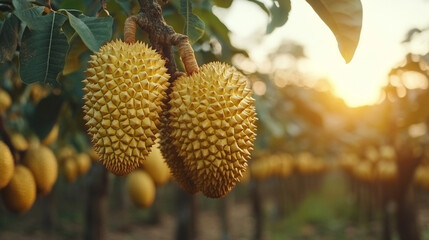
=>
[1,0,429,240]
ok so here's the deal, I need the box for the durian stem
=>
[171,34,199,75]
[124,16,137,44]
[0,115,20,163]
[133,0,199,78]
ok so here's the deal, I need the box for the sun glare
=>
[328,60,386,107]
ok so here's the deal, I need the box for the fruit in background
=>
[1,165,37,213]
[10,132,29,151]
[82,40,170,176]
[41,124,59,146]
[0,141,14,189]
[63,157,79,183]
[141,144,170,186]
[126,170,156,208]
[75,153,92,176]
[0,88,11,113]
[22,145,58,195]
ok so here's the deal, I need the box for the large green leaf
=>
[247,0,270,15]
[180,0,205,44]
[65,11,113,52]
[29,93,64,140]
[306,0,362,63]
[78,14,113,48]
[266,0,291,34]
[0,14,20,63]
[19,11,69,86]
[13,5,45,29]
[12,0,31,12]
[211,0,233,8]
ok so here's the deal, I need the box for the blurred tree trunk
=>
[394,146,421,240]
[175,188,198,240]
[42,187,56,232]
[84,164,109,240]
[395,187,420,240]
[251,180,263,240]
[219,195,231,240]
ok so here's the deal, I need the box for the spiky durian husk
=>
[160,103,199,194]
[168,62,257,198]
[82,40,170,176]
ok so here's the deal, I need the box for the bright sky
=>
[213,0,429,107]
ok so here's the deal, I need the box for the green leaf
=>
[247,0,270,15]
[114,0,131,15]
[306,0,362,63]
[13,6,45,29]
[78,14,113,49]
[65,11,99,52]
[30,93,64,140]
[19,12,69,86]
[0,14,20,63]
[12,0,31,12]
[266,0,291,34]
[180,0,205,44]
[211,0,233,8]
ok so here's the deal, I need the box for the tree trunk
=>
[219,195,231,240]
[395,187,420,240]
[42,188,56,232]
[175,188,197,240]
[251,180,263,240]
[84,164,109,240]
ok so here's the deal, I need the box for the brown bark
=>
[175,188,198,240]
[84,164,109,240]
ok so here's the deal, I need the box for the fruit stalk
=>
[132,0,198,79]
[124,16,137,44]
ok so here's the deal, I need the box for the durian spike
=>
[172,34,199,75]
[124,16,137,44]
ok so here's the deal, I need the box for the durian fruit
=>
[126,169,156,208]
[2,165,37,213]
[0,88,11,113]
[10,132,29,151]
[41,124,59,146]
[75,153,92,176]
[22,145,58,195]
[57,145,76,163]
[141,143,170,186]
[82,39,170,176]
[160,107,199,194]
[168,62,257,198]
[63,157,79,183]
[0,141,14,189]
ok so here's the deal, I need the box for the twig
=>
[128,0,199,78]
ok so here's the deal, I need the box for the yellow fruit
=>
[63,157,78,183]
[126,170,156,208]
[10,133,28,151]
[82,39,170,176]
[88,148,99,162]
[160,108,198,194]
[0,88,11,113]
[22,145,58,195]
[0,141,14,189]
[141,143,170,186]
[30,83,48,104]
[168,62,257,198]
[57,145,76,163]
[2,165,36,213]
[75,153,92,175]
[41,124,59,146]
